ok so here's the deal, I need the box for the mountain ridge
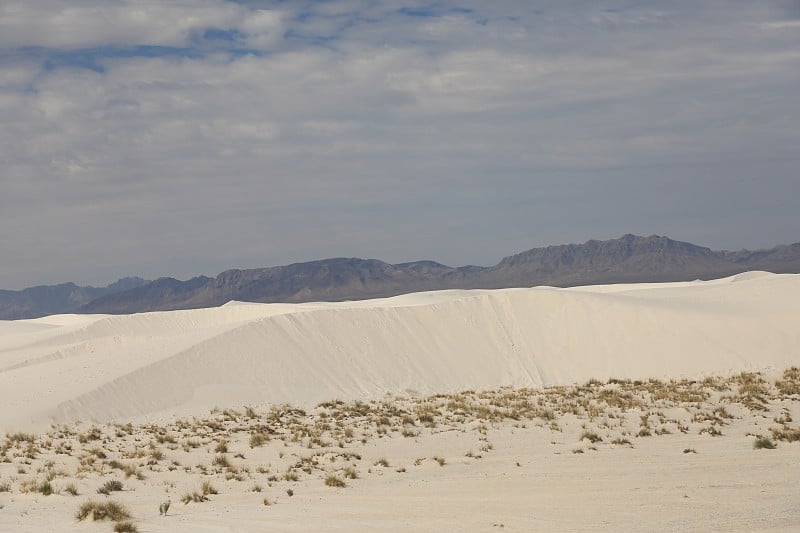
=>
[2,235,799,319]
[0,277,149,320]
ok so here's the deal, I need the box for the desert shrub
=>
[201,480,218,496]
[76,500,131,522]
[97,480,123,495]
[776,367,800,396]
[754,437,776,449]
[324,475,346,487]
[580,430,603,443]
[114,521,139,533]
[249,432,270,448]
[37,481,56,496]
[771,426,800,442]
[213,454,231,468]
[181,491,207,504]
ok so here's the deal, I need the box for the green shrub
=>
[754,437,776,449]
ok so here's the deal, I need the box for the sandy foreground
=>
[0,272,799,531]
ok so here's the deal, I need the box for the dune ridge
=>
[1,272,798,433]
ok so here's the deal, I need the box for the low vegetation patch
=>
[76,500,131,522]
[753,437,776,450]
[324,475,346,487]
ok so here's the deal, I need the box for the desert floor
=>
[1,369,799,532]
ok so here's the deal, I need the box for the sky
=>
[1,1,799,290]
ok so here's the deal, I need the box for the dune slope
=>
[1,272,798,432]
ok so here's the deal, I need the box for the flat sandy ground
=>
[1,369,798,532]
[1,272,799,531]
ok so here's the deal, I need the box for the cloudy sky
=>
[1,1,799,289]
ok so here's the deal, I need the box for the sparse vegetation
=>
[0,367,796,529]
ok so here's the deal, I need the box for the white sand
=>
[1,272,798,433]
[1,272,799,531]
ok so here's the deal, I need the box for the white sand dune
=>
[1,272,799,433]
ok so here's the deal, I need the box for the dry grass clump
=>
[36,481,57,496]
[249,431,270,448]
[113,521,139,533]
[580,430,603,444]
[776,367,800,396]
[181,479,218,504]
[97,480,124,495]
[324,474,346,487]
[181,491,207,504]
[732,372,770,410]
[76,500,131,522]
[770,425,800,442]
[201,480,218,495]
[213,454,232,468]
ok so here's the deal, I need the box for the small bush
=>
[38,481,56,496]
[181,491,206,504]
[213,454,231,468]
[201,480,218,496]
[771,425,800,442]
[325,475,346,488]
[76,500,131,522]
[114,521,139,533]
[580,431,602,444]
[754,437,776,450]
[250,432,270,448]
[97,480,124,495]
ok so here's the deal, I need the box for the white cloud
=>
[0,1,799,288]
[0,0,281,51]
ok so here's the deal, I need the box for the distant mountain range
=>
[2,234,799,320]
[0,277,150,320]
